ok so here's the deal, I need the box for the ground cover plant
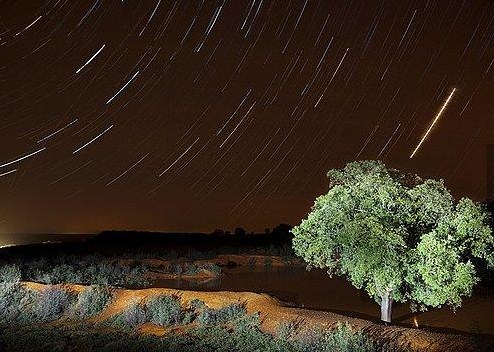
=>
[0,282,405,352]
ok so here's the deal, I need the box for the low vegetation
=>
[0,282,402,352]
[73,285,113,318]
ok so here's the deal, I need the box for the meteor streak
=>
[410,88,456,159]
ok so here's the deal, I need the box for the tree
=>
[292,160,493,323]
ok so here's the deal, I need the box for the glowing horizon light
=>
[410,87,457,159]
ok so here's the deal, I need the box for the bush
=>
[169,263,183,275]
[277,320,299,341]
[199,263,222,275]
[264,257,273,270]
[197,302,246,325]
[74,285,113,318]
[189,299,206,310]
[181,310,195,325]
[293,323,377,352]
[320,323,376,352]
[0,264,21,283]
[146,295,182,326]
[0,283,34,324]
[185,264,199,275]
[120,300,147,328]
[35,285,74,321]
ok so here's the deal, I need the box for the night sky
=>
[0,0,493,234]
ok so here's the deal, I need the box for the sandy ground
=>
[25,282,489,351]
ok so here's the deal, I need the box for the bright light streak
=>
[410,88,456,159]
[37,119,78,143]
[0,169,17,177]
[0,147,46,169]
[106,71,139,105]
[76,45,105,74]
[73,125,113,154]
[106,153,149,186]
[159,138,199,176]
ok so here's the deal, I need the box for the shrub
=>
[293,323,377,352]
[197,302,246,325]
[181,310,196,325]
[35,285,74,321]
[0,264,21,283]
[169,263,183,275]
[0,283,34,324]
[185,264,199,275]
[146,295,182,326]
[277,320,299,341]
[120,300,147,328]
[199,263,222,275]
[264,257,273,270]
[189,299,206,310]
[321,323,376,352]
[74,285,113,318]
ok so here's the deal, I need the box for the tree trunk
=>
[380,291,393,323]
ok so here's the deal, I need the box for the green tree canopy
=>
[292,160,493,322]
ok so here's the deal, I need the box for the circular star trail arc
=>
[0,0,493,233]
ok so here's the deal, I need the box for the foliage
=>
[197,302,246,325]
[12,254,149,287]
[0,283,35,324]
[74,285,113,318]
[198,263,222,275]
[264,257,273,270]
[292,160,494,316]
[0,288,411,352]
[189,298,206,310]
[0,263,21,283]
[35,285,75,321]
[146,294,183,326]
[119,299,147,328]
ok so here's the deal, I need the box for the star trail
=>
[0,0,493,234]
